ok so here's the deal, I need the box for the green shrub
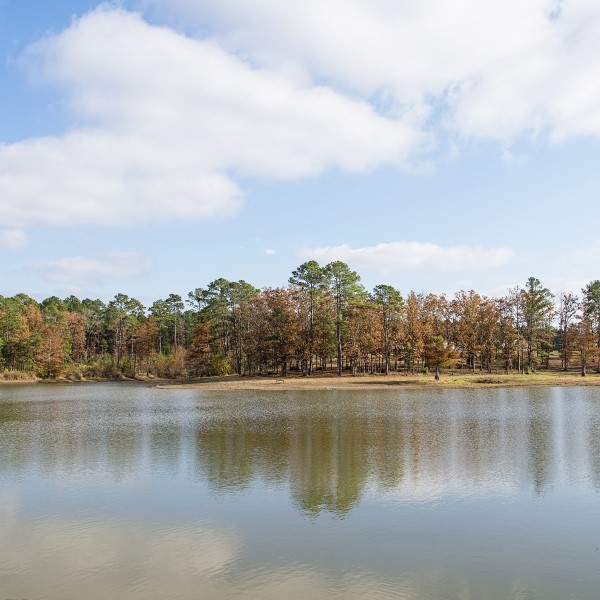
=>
[210,356,230,377]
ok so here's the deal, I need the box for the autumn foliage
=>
[2,266,600,379]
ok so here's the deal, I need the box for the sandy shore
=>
[3,372,599,390]
[157,372,600,391]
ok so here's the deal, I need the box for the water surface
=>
[1,383,599,599]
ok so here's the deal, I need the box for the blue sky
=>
[1,0,600,306]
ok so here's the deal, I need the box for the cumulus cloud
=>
[5,3,599,233]
[0,8,422,228]
[30,251,155,286]
[301,241,513,270]
[0,229,28,250]
[146,0,600,141]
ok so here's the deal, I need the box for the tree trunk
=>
[336,317,342,377]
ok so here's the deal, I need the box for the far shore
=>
[156,371,600,391]
[3,371,600,390]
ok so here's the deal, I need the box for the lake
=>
[1,383,599,599]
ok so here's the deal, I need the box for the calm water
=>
[1,384,599,599]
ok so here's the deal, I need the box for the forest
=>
[1,261,600,380]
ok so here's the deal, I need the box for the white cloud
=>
[5,3,599,234]
[0,229,28,250]
[147,0,600,141]
[0,8,422,228]
[301,241,513,270]
[30,251,155,286]
[544,276,590,295]
[559,243,600,266]
[264,249,276,255]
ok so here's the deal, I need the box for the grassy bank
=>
[3,370,599,390]
[157,371,600,391]
[0,372,165,385]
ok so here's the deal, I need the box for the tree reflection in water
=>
[1,386,599,516]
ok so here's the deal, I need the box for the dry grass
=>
[157,371,600,391]
[0,370,38,382]
[2,369,597,390]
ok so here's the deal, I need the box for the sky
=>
[1,0,600,306]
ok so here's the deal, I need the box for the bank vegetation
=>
[1,262,600,381]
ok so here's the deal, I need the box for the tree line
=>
[1,261,600,379]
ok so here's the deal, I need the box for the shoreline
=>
[156,372,600,391]
[0,375,168,386]
[2,372,600,390]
